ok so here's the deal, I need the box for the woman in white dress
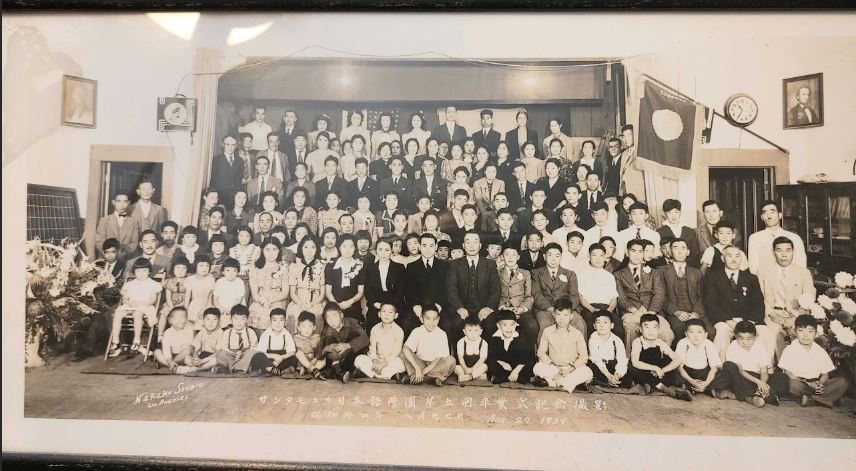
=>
[307,114,336,152]
[248,237,289,330]
[339,110,371,156]
[285,236,326,334]
[401,111,431,155]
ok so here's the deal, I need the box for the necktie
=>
[259,177,266,204]
[470,260,476,271]
[298,151,304,163]
[550,270,556,281]
[484,130,488,138]
[519,182,525,198]
[598,227,603,241]
[509,269,515,281]
[393,177,398,186]
[729,272,737,288]
[636,228,642,240]
[676,264,685,278]
[426,260,432,270]
[227,155,233,166]
[237,331,244,350]
[590,192,595,207]
[502,231,508,242]
[634,267,641,288]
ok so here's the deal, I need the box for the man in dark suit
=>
[412,157,447,209]
[345,157,379,211]
[72,238,125,362]
[438,189,469,236]
[128,180,169,234]
[788,86,820,126]
[506,161,534,212]
[247,156,285,207]
[95,190,140,259]
[601,137,624,196]
[209,135,246,210]
[313,155,348,208]
[504,110,539,160]
[123,230,171,282]
[656,199,702,268]
[703,245,771,361]
[445,231,501,346]
[530,243,584,341]
[579,172,603,219]
[378,156,413,211]
[652,238,708,346]
[404,233,450,336]
[489,208,524,252]
[616,239,673,348]
[196,207,235,249]
[432,106,467,148]
[516,189,558,235]
[472,109,501,156]
[276,107,306,167]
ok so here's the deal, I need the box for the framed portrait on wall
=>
[61,75,97,128]
[783,72,823,129]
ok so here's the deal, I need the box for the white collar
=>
[673,261,687,269]
[725,268,740,278]
[493,330,520,339]
[466,256,479,266]
[333,257,355,270]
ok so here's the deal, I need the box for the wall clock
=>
[724,93,758,127]
[157,96,196,131]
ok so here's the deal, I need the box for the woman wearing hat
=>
[307,114,336,152]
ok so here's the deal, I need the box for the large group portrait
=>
[3,11,856,471]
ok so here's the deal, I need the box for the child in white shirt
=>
[108,258,163,356]
[779,315,848,407]
[587,310,631,389]
[354,303,407,380]
[248,308,298,375]
[213,257,246,328]
[454,316,489,383]
[154,307,196,373]
[719,320,788,407]
[675,319,725,397]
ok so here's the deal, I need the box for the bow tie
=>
[117,213,127,217]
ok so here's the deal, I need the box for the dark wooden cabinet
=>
[777,182,856,276]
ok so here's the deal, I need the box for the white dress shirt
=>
[747,227,807,274]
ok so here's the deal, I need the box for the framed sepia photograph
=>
[783,72,824,129]
[4,9,856,471]
[61,75,97,128]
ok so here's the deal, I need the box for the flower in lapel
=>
[642,266,652,274]
[741,286,748,296]
[517,272,524,281]
[558,273,568,283]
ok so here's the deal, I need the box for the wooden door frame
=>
[84,145,175,258]
[708,167,770,244]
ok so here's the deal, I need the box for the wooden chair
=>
[103,292,163,363]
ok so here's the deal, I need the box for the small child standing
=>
[587,310,631,389]
[213,258,246,328]
[184,255,215,330]
[158,257,189,342]
[208,234,230,278]
[108,258,163,357]
[719,320,787,407]
[189,308,223,372]
[486,310,536,385]
[401,308,456,386]
[154,307,196,373]
[699,220,748,274]
[454,316,489,383]
[214,305,259,373]
[628,313,693,401]
[293,311,326,377]
[675,319,725,397]
[354,303,407,380]
[531,304,593,393]
[778,314,848,407]
[248,308,299,375]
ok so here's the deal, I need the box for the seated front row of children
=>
[151,300,848,408]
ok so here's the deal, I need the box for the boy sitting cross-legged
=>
[154,306,196,374]
[248,308,299,376]
[353,303,407,381]
[587,310,632,389]
[454,315,489,383]
[188,307,223,372]
[778,314,849,408]
[627,313,693,401]
[531,298,593,393]
[400,307,456,386]
[487,310,536,385]
[675,318,726,397]
[214,304,258,374]
[718,320,788,407]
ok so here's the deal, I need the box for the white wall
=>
[4,13,855,224]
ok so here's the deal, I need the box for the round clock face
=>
[726,94,758,126]
[164,102,188,125]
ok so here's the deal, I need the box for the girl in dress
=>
[287,223,311,254]
[252,191,283,230]
[173,226,203,271]
[537,158,569,211]
[340,134,369,182]
[573,140,604,184]
[284,162,316,206]
[324,234,366,325]
[442,143,469,183]
[339,110,371,155]
[159,257,189,340]
[317,192,347,236]
[306,131,339,181]
[307,114,336,152]
[198,188,219,232]
[225,189,254,234]
[470,146,492,184]
[319,226,340,263]
[229,225,260,283]
[402,233,422,266]
[421,209,451,243]
[575,163,592,193]
[520,141,545,183]
[248,237,289,330]
[389,236,408,266]
[401,111,431,154]
[184,255,215,330]
[447,166,475,208]
[401,138,421,180]
[286,236,326,334]
[290,187,318,235]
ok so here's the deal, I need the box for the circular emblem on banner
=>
[651,109,684,141]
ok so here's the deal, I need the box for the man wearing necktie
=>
[757,236,816,360]
[248,156,284,208]
[403,234,450,337]
[445,232,501,346]
[702,245,772,362]
[210,135,246,210]
[471,109,501,156]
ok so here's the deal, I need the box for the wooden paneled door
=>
[708,167,774,251]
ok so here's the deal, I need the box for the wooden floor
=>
[24,356,856,438]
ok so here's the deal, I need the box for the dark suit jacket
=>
[364,260,406,309]
[379,176,414,210]
[703,268,765,324]
[487,333,536,369]
[127,202,168,235]
[197,228,236,250]
[652,264,705,318]
[472,128,501,156]
[314,176,348,209]
[602,155,622,196]
[536,177,569,212]
[446,257,501,312]
[276,126,307,168]
[404,258,450,309]
[656,226,702,268]
[96,259,125,280]
[530,265,580,312]
[506,180,535,212]
[254,150,290,182]
[615,266,659,313]
[518,249,546,272]
[489,230,524,252]
[433,123,468,147]
[412,175,448,210]
[516,207,559,235]
[124,253,171,281]
[210,154,246,209]
[788,104,819,126]
[504,127,540,160]
[345,176,379,211]
[437,208,464,236]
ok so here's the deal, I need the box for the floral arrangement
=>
[798,271,856,370]
[25,238,121,364]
